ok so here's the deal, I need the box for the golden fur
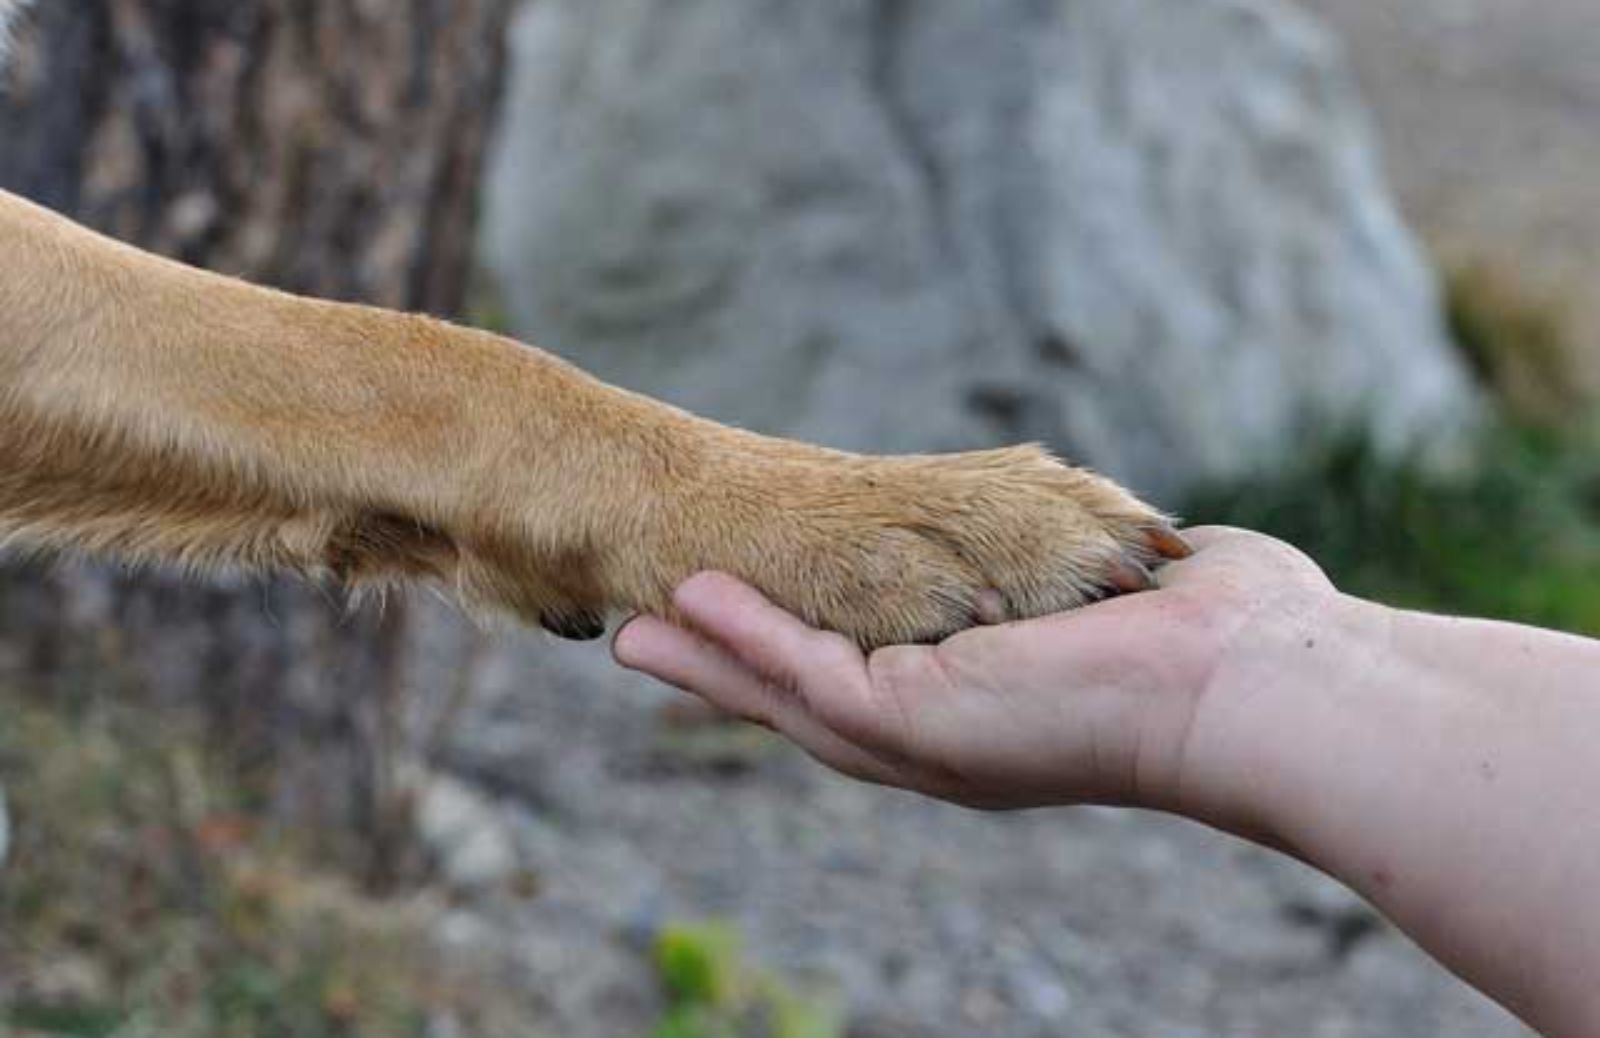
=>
[0,188,1183,648]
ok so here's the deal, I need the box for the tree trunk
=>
[0,0,513,883]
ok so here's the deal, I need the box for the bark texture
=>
[0,0,512,875]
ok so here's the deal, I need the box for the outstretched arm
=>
[615,527,1600,1037]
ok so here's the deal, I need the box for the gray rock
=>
[483,0,1479,502]
[0,0,29,63]
[415,772,523,892]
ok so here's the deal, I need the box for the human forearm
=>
[1211,599,1600,1035]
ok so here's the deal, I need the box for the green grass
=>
[649,922,845,1038]
[1186,425,1600,636]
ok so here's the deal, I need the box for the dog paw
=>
[644,443,1189,649]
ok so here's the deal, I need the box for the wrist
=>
[1163,585,1394,848]
[1221,602,1600,1034]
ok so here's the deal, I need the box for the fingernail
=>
[611,616,647,668]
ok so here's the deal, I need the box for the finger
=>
[1151,525,1253,587]
[672,572,865,698]
[613,614,913,788]
[1172,525,1253,551]
[613,614,775,722]
[674,573,926,752]
[1154,525,1332,595]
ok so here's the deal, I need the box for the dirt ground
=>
[1302,0,1600,387]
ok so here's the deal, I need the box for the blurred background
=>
[0,0,1593,1035]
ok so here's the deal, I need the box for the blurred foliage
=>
[650,922,845,1038]
[0,693,530,1038]
[656,922,743,1009]
[1188,426,1600,636]
[1444,261,1588,425]
[1192,255,1600,637]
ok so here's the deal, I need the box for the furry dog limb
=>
[0,186,1184,650]
[0,0,1185,647]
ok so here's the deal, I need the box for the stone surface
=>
[0,0,27,59]
[415,771,523,892]
[483,0,1479,503]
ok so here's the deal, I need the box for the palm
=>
[614,527,1332,810]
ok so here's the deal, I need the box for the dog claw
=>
[541,610,608,642]
[1144,525,1194,561]
[1108,560,1155,594]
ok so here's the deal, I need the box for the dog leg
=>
[0,189,1185,648]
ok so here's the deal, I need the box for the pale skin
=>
[613,527,1600,1038]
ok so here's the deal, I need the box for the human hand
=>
[616,527,1600,1036]
[613,527,1338,819]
